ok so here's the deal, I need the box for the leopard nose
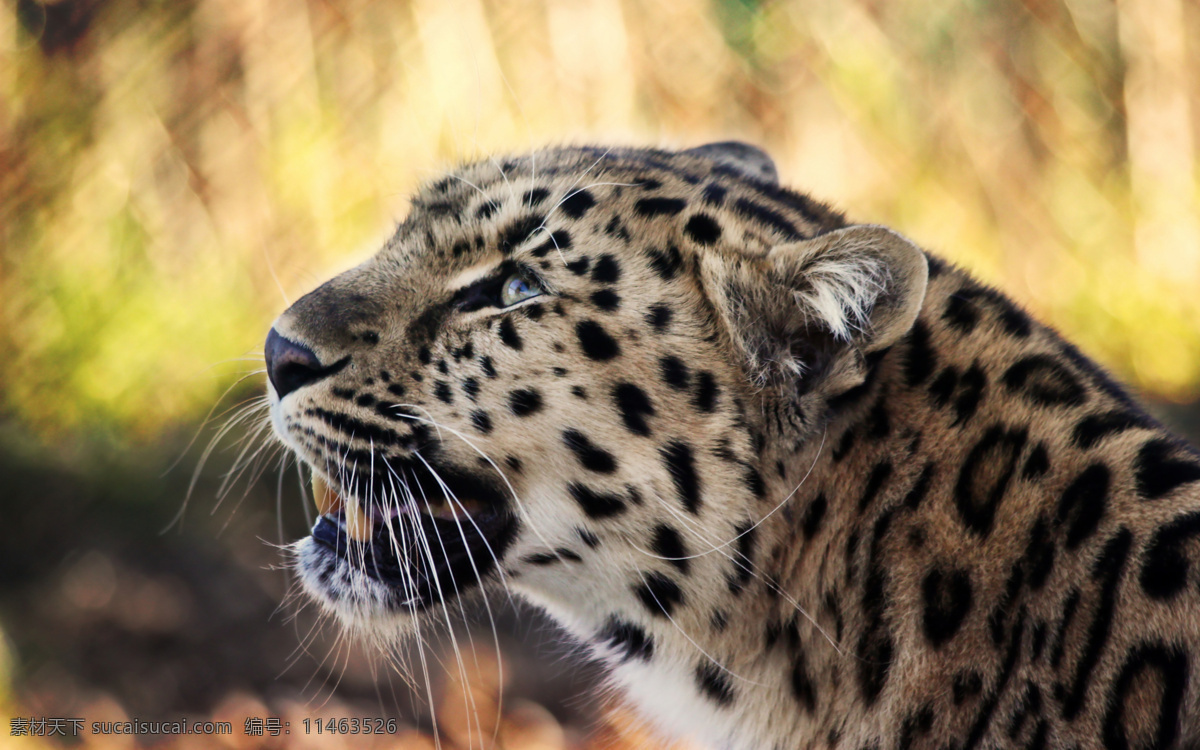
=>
[265,328,341,399]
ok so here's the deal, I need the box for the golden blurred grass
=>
[1,0,1198,443]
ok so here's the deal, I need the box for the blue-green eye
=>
[500,273,543,307]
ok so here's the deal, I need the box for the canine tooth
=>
[311,473,343,515]
[345,498,374,542]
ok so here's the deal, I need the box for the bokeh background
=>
[2,0,1199,746]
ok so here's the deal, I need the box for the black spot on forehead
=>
[591,254,621,284]
[523,187,550,207]
[566,257,591,276]
[560,189,596,219]
[732,197,801,240]
[499,215,545,254]
[635,197,686,217]
[529,229,571,258]
[475,200,501,220]
[702,183,727,206]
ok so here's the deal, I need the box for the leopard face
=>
[267,143,1200,750]
[266,144,872,626]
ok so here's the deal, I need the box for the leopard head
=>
[266,143,928,636]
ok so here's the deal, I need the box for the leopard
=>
[264,142,1200,750]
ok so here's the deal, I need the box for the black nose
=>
[265,328,347,399]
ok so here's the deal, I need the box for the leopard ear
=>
[699,224,928,399]
[683,141,778,184]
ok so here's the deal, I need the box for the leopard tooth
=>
[345,497,374,542]
[311,473,343,516]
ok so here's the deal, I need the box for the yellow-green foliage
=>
[2,0,1198,443]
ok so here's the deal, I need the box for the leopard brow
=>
[445,262,502,292]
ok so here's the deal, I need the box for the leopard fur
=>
[266,142,1200,749]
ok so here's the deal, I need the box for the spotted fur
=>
[267,143,1200,749]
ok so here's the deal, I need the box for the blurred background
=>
[1,0,1199,746]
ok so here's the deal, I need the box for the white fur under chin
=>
[293,537,421,635]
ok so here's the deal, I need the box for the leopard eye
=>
[499,273,543,307]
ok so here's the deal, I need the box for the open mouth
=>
[304,458,519,609]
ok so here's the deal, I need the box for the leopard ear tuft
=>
[683,141,778,184]
[773,225,929,354]
[699,224,928,396]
